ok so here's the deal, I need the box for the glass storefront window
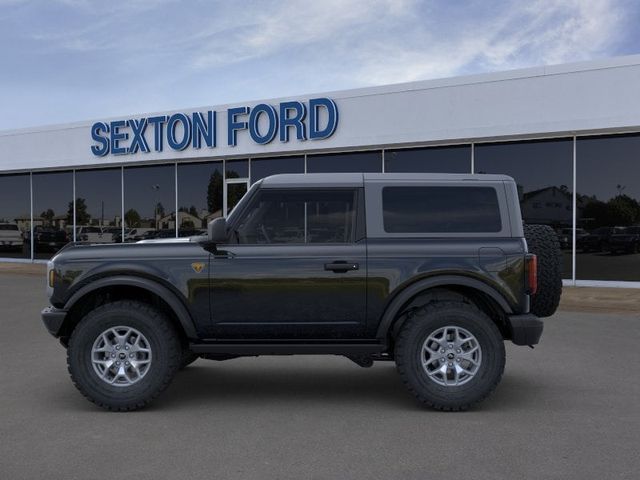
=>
[576,134,640,281]
[75,168,122,243]
[0,174,31,259]
[385,145,471,173]
[307,151,382,173]
[177,161,223,236]
[475,138,573,278]
[32,171,73,259]
[250,156,305,183]
[226,159,248,179]
[123,165,176,241]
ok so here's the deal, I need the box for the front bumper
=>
[508,314,543,346]
[41,306,67,337]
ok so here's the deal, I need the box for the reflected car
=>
[26,226,69,252]
[76,226,115,244]
[609,226,640,254]
[578,226,626,252]
[556,228,587,250]
[0,223,23,250]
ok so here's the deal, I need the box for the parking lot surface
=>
[1,273,639,480]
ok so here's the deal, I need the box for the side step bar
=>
[189,342,387,356]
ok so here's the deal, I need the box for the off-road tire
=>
[395,301,505,411]
[524,224,562,318]
[67,300,181,411]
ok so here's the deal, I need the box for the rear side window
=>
[382,186,502,233]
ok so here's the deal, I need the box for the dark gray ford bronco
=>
[42,173,562,411]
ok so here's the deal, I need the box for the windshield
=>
[226,180,262,225]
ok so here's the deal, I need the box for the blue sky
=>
[0,0,638,130]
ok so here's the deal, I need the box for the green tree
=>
[124,209,141,228]
[207,171,223,215]
[67,198,91,226]
[40,209,55,225]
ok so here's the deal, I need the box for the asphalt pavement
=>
[1,273,639,480]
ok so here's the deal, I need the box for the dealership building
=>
[1,55,639,287]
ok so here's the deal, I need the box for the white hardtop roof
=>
[260,172,514,188]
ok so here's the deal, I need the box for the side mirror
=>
[208,217,227,243]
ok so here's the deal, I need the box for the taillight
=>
[526,254,538,295]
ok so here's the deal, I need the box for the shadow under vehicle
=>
[608,226,640,254]
[578,226,626,253]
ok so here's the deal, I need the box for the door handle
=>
[324,261,359,272]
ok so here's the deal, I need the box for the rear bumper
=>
[41,306,67,337]
[508,313,543,346]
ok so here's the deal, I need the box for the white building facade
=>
[1,55,640,287]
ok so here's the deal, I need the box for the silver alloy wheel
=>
[420,326,482,386]
[91,326,152,387]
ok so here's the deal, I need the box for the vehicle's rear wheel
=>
[523,224,563,318]
[395,301,505,411]
[67,300,181,411]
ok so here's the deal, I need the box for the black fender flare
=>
[63,275,198,339]
[375,275,513,340]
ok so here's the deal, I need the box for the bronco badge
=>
[191,262,205,273]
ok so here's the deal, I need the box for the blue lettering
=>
[90,122,110,156]
[228,107,249,146]
[309,98,338,140]
[127,118,150,154]
[279,101,307,142]
[110,120,128,155]
[167,113,192,151]
[147,116,167,152]
[192,111,216,149]
[249,104,277,145]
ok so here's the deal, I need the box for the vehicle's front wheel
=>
[67,300,181,411]
[395,301,505,411]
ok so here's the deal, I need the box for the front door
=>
[210,187,367,339]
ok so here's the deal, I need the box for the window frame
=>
[227,187,362,246]
[364,180,513,238]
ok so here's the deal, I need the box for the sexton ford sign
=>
[90,98,338,157]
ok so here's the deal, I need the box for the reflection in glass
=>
[576,134,640,281]
[123,165,175,241]
[227,182,248,217]
[250,156,304,183]
[177,161,223,237]
[385,145,471,173]
[475,138,573,278]
[226,159,249,179]
[32,171,73,259]
[307,151,382,173]
[0,174,31,259]
[75,168,122,243]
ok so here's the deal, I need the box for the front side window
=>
[235,189,357,244]
[382,186,502,233]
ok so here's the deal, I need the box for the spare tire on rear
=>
[523,224,562,318]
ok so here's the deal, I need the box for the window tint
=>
[576,133,640,281]
[235,190,356,244]
[382,186,501,233]
[32,171,73,259]
[0,174,30,258]
[177,161,222,236]
[385,145,471,173]
[75,168,122,243]
[307,151,382,173]
[250,156,304,183]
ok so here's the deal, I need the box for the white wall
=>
[1,55,640,172]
